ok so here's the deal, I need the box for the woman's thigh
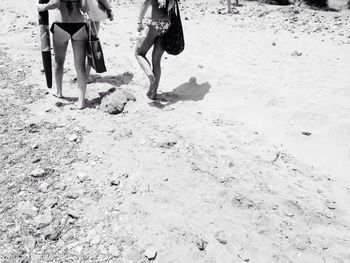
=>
[52,25,70,63]
[71,39,88,69]
[135,26,159,56]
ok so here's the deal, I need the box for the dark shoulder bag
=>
[86,18,107,73]
[162,0,185,56]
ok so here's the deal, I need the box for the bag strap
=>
[85,12,98,39]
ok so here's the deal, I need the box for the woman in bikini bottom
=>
[135,0,174,100]
[38,0,89,109]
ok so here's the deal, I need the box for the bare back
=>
[145,0,170,21]
[53,0,85,23]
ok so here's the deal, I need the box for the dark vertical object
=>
[38,0,52,89]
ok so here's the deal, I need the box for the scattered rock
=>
[23,236,36,251]
[196,238,208,251]
[67,209,79,219]
[108,245,120,257]
[111,180,120,187]
[34,210,53,228]
[291,50,302,56]
[90,235,101,245]
[30,168,46,178]
[17,201,38,217]
[31,157,41,164]
[77,173,90,183]
[100,89,136,115]
[43,226,60,241]
[325,200,336,210]
[302,131,312,136]
[238,250,250,262]
[144,247,157,260]
[38,181,50,192]
[215,231,227,244]
[68,134,79,142]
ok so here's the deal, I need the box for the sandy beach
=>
[1,0,350,262]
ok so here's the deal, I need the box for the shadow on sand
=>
[56,72,134,109]
[90,72,134,86]
[149,77,211,109]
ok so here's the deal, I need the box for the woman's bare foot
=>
[146,82,158,100]
[77,99,85,110]
[52,91,63,99]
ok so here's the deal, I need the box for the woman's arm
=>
[137,0,150,25]
[98,0,114,20]
[37,0,60,12]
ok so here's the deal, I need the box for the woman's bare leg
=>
[86,21,100,80]
[135,26,159,87]
[72,27,88,109]
[148,36,164,100]
[52,25,70,98]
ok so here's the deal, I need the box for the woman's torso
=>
[52,0,85,23]
[145,0,170,21]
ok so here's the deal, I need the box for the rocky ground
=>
[1,0,350,262]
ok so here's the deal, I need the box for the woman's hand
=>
[37,4,47,12]
[107,10,114,21]
[137,22,144,32]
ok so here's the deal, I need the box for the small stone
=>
[38,182,50,192]
[285,212,294,217]
[43,198,58,208]
[67,209,79,219]
[111,180,120,187]
[32,157,41,164]
[302,131,312,136]
[196,238,208,251]
[23,236,36,251]
[90,235,101,245]
[238,251,250,262]
[17,201,38,217]
[31,143,39,149]
[131,187,137,194]
[215,231,227,244]
[68,134,79,142]
[65,192,79,199]
[108,245,120,257]
[34,210,53,228]
[77,173,90,183]
[144,247,157,260]
[291,50,302,56]
[30,168,46,178]
[325,200,336,210]
[43,226,60,241]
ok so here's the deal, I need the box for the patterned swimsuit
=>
[145,18,171,35]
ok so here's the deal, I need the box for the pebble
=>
[196,238,208,251]
[23,236,36,251]
[17,201,38,217]
[144,247,157,260]
[111,180,120,187]
[34,210,53,228]
[38,182,50,192]
[302,131,312,136]
[67,209,80,219]
[31,157,41,164]
[30,168,46,178]
[238,251,250,262]
[215,231,227,244]
[90,235,101,245]
[291,50,302,56]
[68,134,79,142]
[108,245,120,257]
[43,198,58,208]
[43,226,60,241]
[77,173,90,183]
